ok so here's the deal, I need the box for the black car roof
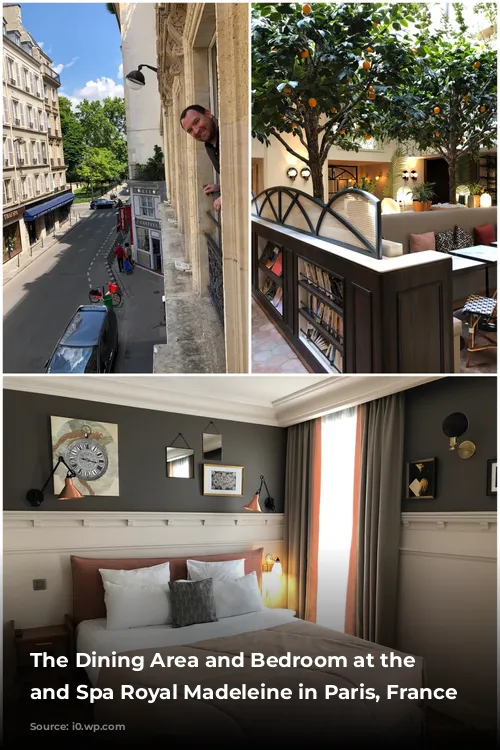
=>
[59,307,107,347]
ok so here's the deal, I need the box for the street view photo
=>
[3,2,249,374]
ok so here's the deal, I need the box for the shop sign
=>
[3,206,25,224]
[135,217,161,230]
[119,204,132,231]
[132,187,158,196]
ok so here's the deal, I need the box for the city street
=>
[3,203,165,373]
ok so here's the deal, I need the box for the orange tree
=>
[376,30,496,203]
[252,2,429,200]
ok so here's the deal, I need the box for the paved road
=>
[3,204,165,373]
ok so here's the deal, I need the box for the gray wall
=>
[4,390,286,512]
[402,377,497,511]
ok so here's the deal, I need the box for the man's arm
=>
[203,183,220,196]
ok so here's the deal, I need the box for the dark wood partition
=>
[252,187,454,374]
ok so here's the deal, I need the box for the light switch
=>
[33,579,46,591]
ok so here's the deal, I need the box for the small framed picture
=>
[487,459,497,496]
[203,464,244,496]
[406,458,437,499]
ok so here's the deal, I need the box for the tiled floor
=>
[252,301,309,373]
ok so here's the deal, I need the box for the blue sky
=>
[19,2,123,107]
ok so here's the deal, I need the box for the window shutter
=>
[15,62,20,84]
[20,102,25,127]
[3,95,9,123]
[8,138,13,165]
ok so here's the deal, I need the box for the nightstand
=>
[12,620,73,694]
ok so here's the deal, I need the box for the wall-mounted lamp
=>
[375,174,381,181]
[410,170,418,181]
[402,170,410,181]
[26,456,84,507]
[264,554,283,575]
[286,167,298,181]
[125,63,158,90]
[243,475,275,513]
[300,167,311,180]
[442,413,476,459]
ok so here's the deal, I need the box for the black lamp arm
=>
[260,475,271,497]
[39,456,75,493]
[138,64,158,73]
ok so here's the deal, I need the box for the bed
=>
[69,549,426,745]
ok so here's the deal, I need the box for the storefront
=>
[129,181,166,273]
[23,191,75,243]
[3,206,25,263]
[134,216,163,272]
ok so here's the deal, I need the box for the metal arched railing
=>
[251,186,382,259]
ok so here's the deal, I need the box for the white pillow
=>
[104,581,172,630]
[187,558,245,582]
[213,571,264,619]
[99,562,170,590]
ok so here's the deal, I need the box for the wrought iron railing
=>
[252,186,382,259]
[205,210,224,328]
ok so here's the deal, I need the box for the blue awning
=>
[24,192,75,221]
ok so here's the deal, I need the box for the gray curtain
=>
[355,392,405,647]
[283,420,316,620]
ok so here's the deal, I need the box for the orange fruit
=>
[435,131,440,137]
[330,107,337,113]
[369,93,376,100]
[412,48,418,55]
[291,122,297,129]
[302,3,311,14]
[365,134,371,140]
[473,61,480,68]
[372,21,378,27]
[283,87,291,94]
[463,95,470,102]
[480,105,486,112]
[368,85,374,92]
[362,60,371,70]
[339,129,346,135]
[280,114,285,119]
[300,49,309,59]
[367,47,373,53]
[433,106,440,114]
[308,97,317,107]
[461,137,466,142]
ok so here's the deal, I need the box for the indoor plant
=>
[412,182,435,212]
[467,182,483,208]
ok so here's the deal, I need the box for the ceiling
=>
[4,375,442,427]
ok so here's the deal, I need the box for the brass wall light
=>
[410,169,418,181]
[26,456,84,507]
[243,475,275,512]
[286,167,298,181]
[264,554,283,575]
[442,412,476,459]
[402,170,410,181]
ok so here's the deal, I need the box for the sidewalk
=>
[2,185,123,286]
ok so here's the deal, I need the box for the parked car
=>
[90,198,115,209]
[45,305,118,373]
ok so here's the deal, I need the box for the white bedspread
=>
[76,608,298,685]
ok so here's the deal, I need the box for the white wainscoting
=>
[3,511,284,629]
[396,511,497,731]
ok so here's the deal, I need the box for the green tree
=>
[59,95,85,182]
[252,2,429,200]
[77,147,123,193]
[139,145,165,180]
[74,97,128,181]
[377,31,496,202]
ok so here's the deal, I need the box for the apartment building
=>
[3,3,72,264]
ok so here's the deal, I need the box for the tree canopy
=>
[59,95,85,182]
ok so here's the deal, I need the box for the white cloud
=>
[117,62,123,79]
[66,77,125,108]
[38,41,44,48]
[53,57,79,75]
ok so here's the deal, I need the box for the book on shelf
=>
[271,250,283,277]
[302,323,343,371]
[301,293,343,340]
[261,241,281,269]
[260,277,283,315]
[302,261,344,306]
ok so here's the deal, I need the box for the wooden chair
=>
[462,292,497,367]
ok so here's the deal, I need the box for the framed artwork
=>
[406,458,437,499]
[51,416,119,496]
[203,464,244,496]
[487,459,497,496]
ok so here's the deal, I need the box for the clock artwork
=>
[50,416,119,497]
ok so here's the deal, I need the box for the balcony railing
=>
[42,66,61,85]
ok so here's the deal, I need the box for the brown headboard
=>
[70,548,264,624]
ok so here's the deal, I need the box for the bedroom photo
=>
[3,374,497,747]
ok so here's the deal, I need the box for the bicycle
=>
[89,281,122,307]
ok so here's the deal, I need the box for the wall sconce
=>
[26,456,84,507]
[300,167,311,180]
[410,170,418,181]
[442,413,476,459]
[402,170,410,181]
[243,475,275,513]
[264,554,283,575]
[286,167,298,181]
[375,174,381,181]
[125,63,158,90]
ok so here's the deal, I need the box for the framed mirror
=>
[166,433,194,478]
[202,421,222,461]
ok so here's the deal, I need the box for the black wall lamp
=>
[286,167,298,181]
[125,64,158,90]
[26,456,84,507]
[243,475,275,513]
[300,167,311,180]
[402,170,410,181]
[442,412,476,459]
[410,169,418,181]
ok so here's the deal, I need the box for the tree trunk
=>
[311,161,324,201]
[448,157,457,205]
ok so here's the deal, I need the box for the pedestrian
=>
[124,242,133,267]
[180,105,221,212]
[114,243,126,273]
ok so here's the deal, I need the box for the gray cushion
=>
[454,225,474,250]
[435,229,455,254]
[169,578,218,628]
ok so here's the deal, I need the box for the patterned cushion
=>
[435,229,455,254]
[454,225,474,250]
[169,578,218,628]
[463,295,497,316]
